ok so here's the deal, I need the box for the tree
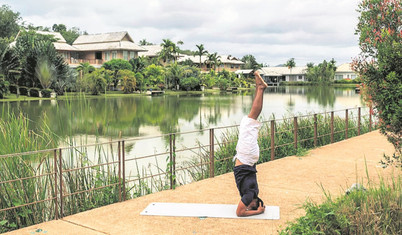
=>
[306,60,336,83]
[0,5,21,39]
[166,63,184,89]
[207,52,221,71]
[35,56,55,89]
[52,23,66,32]
[194,44,208,69]
[353,0,402,157]
[102,59,133,88]
[139,39,153,46]
[285,58,296,75]
[179,76,198,91]
[129,56,147,73]
[118,69,136,93]
[241,54,262,70]
[159,39,177,63]
[83,68,106,95]
[143,64,165,87]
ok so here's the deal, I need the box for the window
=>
[129,51,135,59]
[112,51,117,59]
[95,51,102,60]
[105,51,110,61]
[298,75,303,80]
[123,51,128,60]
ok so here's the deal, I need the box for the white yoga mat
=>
[140,202,280,220]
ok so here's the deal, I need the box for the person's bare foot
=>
[254,71,268,89]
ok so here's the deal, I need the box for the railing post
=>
[331,112,334,143]
[122,141,126,201]
[314,114,317,147]
[270,120,275,161]
[169,135,173,189]
[58,148,63,218]
[358,107,361,135]
[54,149,58,220]
[294,117,298,151]
[369,106,372,131]
[169,134,176,189]
[173,134,176,187]
[118,141,121,202]
[209,128,215,178]
[345,109,348,139]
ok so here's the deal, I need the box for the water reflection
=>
[1,86,363,140]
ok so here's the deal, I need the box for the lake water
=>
[1,86,366,183]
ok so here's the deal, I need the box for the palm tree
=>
[159,39,176,64]
[35,56,55,89]
[166,62,184,89]
[207,52,221,71]
[285,58,296,80]
[194,44,208,70]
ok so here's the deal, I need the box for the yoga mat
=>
[140,202,280,220]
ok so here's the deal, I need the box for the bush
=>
[19,86,29,96]
[9,84,18,94]
[0,79,9,99]
[41,89,52,98]
[180,76,199,91]
[29,88,40,97]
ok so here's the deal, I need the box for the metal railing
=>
[0,107,375,228]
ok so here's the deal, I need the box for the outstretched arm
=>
[236,200,265,217]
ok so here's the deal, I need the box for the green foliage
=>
[83,68,107,95]
[194,44,208,68]
[206,52,221,71]
[118,69,136,93]
[216,76,230,90]
[28,87,40,97]
[143,64,165,87]
[166,62,184,89]
[0,5,21,38]
[353,0,402,156]
[52,24,83,45]
[35,56,55,89]
[102,59,133,89]
[41,88,52,98]
[0,76,9,99]
[129,56,147,73]
[241,54,262,70]
[306,59,337,83]
[179,76,199,91]
[279,175,401,234]
[285,58,296,69]
[159,39,180,63]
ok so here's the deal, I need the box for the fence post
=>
[369,106,372,132]
[58,148,63,218]
[169,134,173,189]
[358,107,361,135]
[331,112,334,143]
[209,128,215,178]
[294,117,298,151]
[345,109,348,139]
[118,141,121,202]
[173,134,176,187]
[270,120,275,161]
[54,149,58,220]
[122,141,126,201]
[314,114,317,147]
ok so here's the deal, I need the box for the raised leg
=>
[248,71,267,120]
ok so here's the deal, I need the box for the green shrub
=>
[19,86,29,96]
[8,84,18,94]
[29,88,40,97]
[0,79,9,99]
[41,89,52,98]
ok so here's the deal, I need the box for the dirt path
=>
[5,130,398,235]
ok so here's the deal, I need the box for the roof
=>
[335,63,354,73]
[36,31,66,43]
[73,31,146,52]
[138,45,162,57]
[260,67,308,76]
[10,30,77,51]
[73,31,132,44]
[235,69,253,74]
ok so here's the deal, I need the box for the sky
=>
[3,0,361,66]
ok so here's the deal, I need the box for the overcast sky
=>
[4,0,361,66]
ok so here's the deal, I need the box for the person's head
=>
[247,198,259,210]
[246,197,264,210]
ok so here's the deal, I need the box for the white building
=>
[335,63,357,80]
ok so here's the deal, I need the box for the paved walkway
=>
[5,131,398,235]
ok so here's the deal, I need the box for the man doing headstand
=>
[234,70,267,217]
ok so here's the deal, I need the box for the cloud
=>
[3,0,360,65]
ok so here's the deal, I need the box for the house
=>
[138,45,162,59]
[71,31,146,68]
[178,55,244,72]
[335,63,357,80]
[259,67,308,85]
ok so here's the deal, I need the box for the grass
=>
[278,172,401,234]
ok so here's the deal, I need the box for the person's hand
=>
[257,205,265,214]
